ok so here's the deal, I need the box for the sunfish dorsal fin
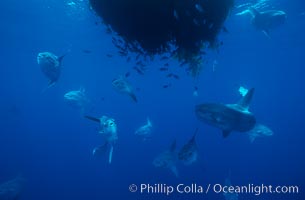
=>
[58,54,67,65]
[84,115,100,123]
[237,88,255,110]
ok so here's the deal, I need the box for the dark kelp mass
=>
[89,0,234,76]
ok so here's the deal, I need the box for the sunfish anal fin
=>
[109,145,114,164]
[93,142,108,157]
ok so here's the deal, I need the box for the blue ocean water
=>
[0,0,304,199]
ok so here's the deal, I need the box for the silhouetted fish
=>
[178,128,199,165]
[82,49,92,54]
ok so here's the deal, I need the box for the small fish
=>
[133,66,144,75]
[173,9,179,20]
[193,18,200,26]
[166,73,179,79]
[118,50,128,56]
[112,37,117,43]
[126,56,131,62]
[160,56,169,61]
[82,49,92,54]
[136,61,146,67]
[159,67,168,71]
[172,74,180,79]
[195,4,204,13]
[209,23,214,29]
[162,84,171,88]
[164,63,169,67]
[106,54,113,58]
[179,60,188,67]
[125,72,131,78]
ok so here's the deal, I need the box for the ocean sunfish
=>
[135,117,153,140]
[249,7,287,37]
[85,115,118,164]
[112,76,137,102]
[195,88,256,138]
[153,140,178,177]
[64,87,89,112]
[247,123,273,143]
[37,52,66,89]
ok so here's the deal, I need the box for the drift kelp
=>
[89,0,233,76]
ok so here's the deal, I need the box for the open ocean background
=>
[0,0,304,199]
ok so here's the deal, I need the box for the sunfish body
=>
[112,76,137,102]
[135,118,152,140]
[178,128,198,165]
[249,8,287,37]
[195,88,256,138]
[85,115,118,164]
[247,123,273,143]
[153,140,178,177]
[37,52,65,88]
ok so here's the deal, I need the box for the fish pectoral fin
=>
[93,142,108,157]
[108,145,114,164]
[129,93,138,103]
[222,130,231,138]
[262,30,271,38]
